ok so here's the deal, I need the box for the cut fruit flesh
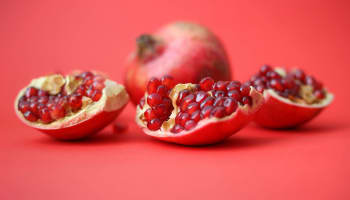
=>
[248,66,334,128]
[136,77,264,145]
[14,71,129,140]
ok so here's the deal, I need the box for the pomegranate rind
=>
[14,76,129,140]
[254,89,333,128]
[136,87,264,145]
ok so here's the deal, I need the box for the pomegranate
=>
[125,21,232,105]
[14,71,129,140]
[135,76,264,145]
[246,65,334,128]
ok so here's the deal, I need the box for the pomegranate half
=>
[125,21,231,105]
[247,65,334,128]
[135,76,264,145]
[14,71,129,140]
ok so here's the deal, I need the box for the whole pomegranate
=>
[125,21,232,105]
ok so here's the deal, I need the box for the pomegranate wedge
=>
[15,71,129,140]
[247,65,334,128]
[136,76,264,145]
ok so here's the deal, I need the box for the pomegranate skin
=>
[125,21,232,105]
[34,105,126,140]
[144,107,257,145]
[254,90,333,129]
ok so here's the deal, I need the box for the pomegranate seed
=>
[29,102,39,115]
[25,87,38,98]
[144,108,157,121]
[18,102,30,113]
[214,90,225,97]
[260,65,272,75]
[139,97,145,109]
[266,71,281,79]
[184,120,197,131]
[191,110,201,122]
[227,90,241,101]
[161,75,175,89]
[92,81,105,90]
[75,85,86,96]
[281,77,295,89]
[223,98,238,115]
[226,81,241,91]
[210,106,226,118]
[69,94,83,111]
[29,96,39,103]
[201,106,214,118]
[314,90,325,99]
[152,104,169,119]
[253,79,266,87]
[186,102,200,114]
[255,85,265,93]
[180,94,195,111]
[23,111,38,122]
[175,112,190,127]
[50,105,65,120]
[147,78,161,94]
[80,71,94,79]
[162,97,173,109]
[40,108,52,123]
[213,97,225,107]
[269,79,284,92]
[84,79,93,86]
[199,77,214,91]
[38,90,48,97]
[176,89,190,105]
[90,90,102,101]
[293,69,306,82]
[38,96,48,104]
[86,87,94,98]
[171,124,184,133]
[241,96,252,106]
[200,96,215,108]
[195,91,208,103]
[240,85,250,96]
[156,85,168,97]
[147,93,162,107]
[215,81,229,91]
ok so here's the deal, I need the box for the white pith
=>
[15,73,129,129]
[136,83,263,138]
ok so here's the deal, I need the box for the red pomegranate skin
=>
[125,21,232,105]
[254,93,324,129]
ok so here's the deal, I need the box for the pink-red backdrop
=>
[1,0,349,199]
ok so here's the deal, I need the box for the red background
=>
[1,0,349,199]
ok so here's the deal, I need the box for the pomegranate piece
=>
[15,71,129,140]
[136,75,264,145]
[125,21,232,105]
[247,65,333,128]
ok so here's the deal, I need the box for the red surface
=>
[1,0,349,199]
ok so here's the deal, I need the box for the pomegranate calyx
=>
[136,34,162,61]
